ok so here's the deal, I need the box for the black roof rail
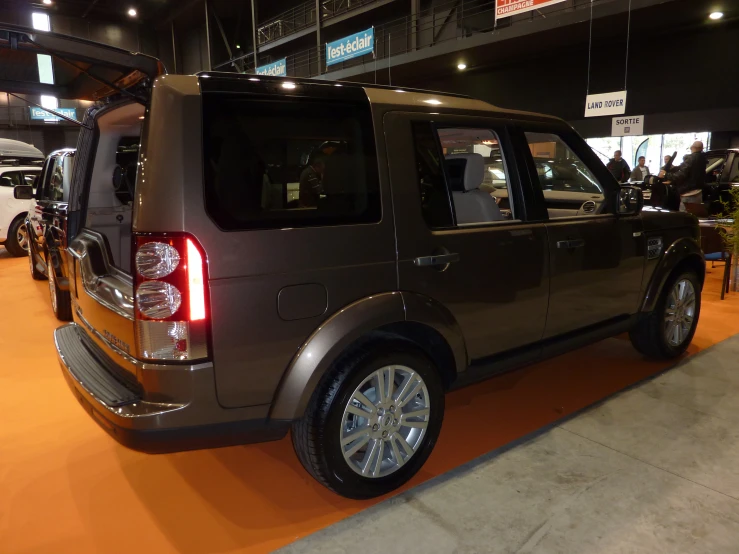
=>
[196,71,473,100]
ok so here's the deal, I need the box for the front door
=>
[385,113,549,362]
[520,128,645,338]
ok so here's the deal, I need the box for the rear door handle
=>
[414,253,460,267]
[556,239,585,249]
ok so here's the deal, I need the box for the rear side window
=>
[202,95,381,230]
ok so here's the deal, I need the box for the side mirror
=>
[617,185,643,215]
[13,185,34,200]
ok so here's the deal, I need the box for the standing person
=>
[659,141,707,210]
[607,150,631,183]
[299,154,325,208]
[661,154,672,171]
[630,156,650,182]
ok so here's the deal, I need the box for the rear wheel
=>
[630,270,701,359]
[292,343,445,499]
[5,217,29,257]
[28,239,46,280]
[48,256,72,321]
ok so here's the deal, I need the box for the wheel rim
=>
[17,224,29,251]
[340,365,430,478]
[664,278,696,347]
[49,267,57,312]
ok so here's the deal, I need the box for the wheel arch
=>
[268,292,467,421]
[641,237,705,313]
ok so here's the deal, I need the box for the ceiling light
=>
[709,11,723,19]
[42,0,52,4]
[282,82,296,89]
[423,99,442,105]
[457,63,467,70]
[127,7,137,17]
[236,44,241,49]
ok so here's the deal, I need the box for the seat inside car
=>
[446,153,503,224]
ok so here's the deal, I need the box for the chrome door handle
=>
[414,253,460,267]
[556,239,585,249]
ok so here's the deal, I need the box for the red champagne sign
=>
[496,0,566,17]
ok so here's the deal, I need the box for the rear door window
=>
[202,95,381,230]
[0,171,22,188]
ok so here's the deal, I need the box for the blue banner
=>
[255,58,287,77]
[29,107,77,121]
[326,28,374,67]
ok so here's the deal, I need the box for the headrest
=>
[446,154,485,192]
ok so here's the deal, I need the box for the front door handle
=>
[414,253,460,267]
[556,239,585,249]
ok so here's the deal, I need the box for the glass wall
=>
[587,132,711,178]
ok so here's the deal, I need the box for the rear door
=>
[385,112,549,362]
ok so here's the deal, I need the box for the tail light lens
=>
[134,234,209,361]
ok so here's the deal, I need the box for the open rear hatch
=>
[0,23,164,102]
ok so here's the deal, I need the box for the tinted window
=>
[0,171,22,187]
[411,122,454,228]
[202,95,380,230]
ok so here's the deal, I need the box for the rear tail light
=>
[134,234,210,361]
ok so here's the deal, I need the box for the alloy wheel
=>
[340,365,430,478]
[17,223,29,251]
[49,266,57,313]
[664,278,696,347]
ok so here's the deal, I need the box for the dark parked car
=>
[3,25,705,499]
[25,148,76,320]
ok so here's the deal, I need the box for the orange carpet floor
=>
[1,249,738,554]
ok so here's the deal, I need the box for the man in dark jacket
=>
[659,141,707,195]
[607,150,631,183]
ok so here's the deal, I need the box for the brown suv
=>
[3,25,704,499]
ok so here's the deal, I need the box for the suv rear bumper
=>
[55,323,289,453]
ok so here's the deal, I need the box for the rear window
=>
[202,94,381,230]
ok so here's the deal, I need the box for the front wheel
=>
[630,270,701,359]
[292,343,445,499]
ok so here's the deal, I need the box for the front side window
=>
[0,171,22,188]
[23,172,40,189]
[525,132,605,218]
[411,123,514,228]
[726,155,739,183]
[202,95,380,230]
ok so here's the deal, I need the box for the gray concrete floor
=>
[279,336,739,554]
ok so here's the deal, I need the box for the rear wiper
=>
[6,91,92,129]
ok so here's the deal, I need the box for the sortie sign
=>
[612,115,644,137]
[584,90,627,117]
[495,0,566,18]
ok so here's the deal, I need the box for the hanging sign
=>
[29,107,77,121]
[326,28,374,66]
[495,0,566,18]
[612,115,644,136]
[584,90,627,117]
[255,58,287,76]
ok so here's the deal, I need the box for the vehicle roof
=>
[0,138,44,159]
[0,165,42,171]
[196,72,560,123]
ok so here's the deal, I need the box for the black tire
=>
[48,255,73,321]
[630,270,701,359]
[5,217,29,257]
[292,342,445,499]
[28,239,46,281]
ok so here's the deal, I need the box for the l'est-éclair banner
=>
[326,28,374,66]
[495,0,566,18]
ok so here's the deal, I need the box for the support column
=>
[250,0,259,69]
[316,0,322,74]
[204,0,212,71]
[411,0,419,51]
